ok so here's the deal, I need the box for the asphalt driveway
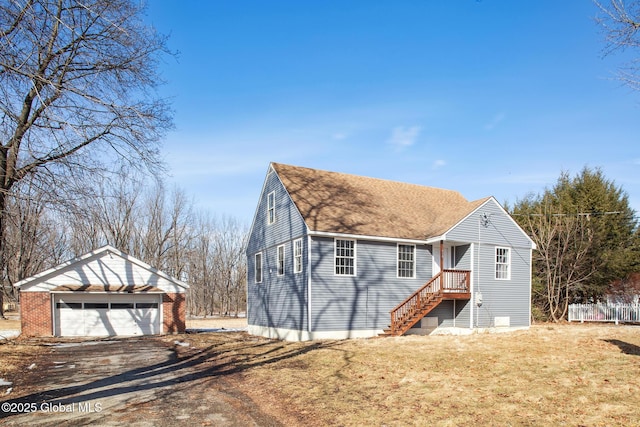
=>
[0,336,283,426]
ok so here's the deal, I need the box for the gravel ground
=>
[0,334,281,426]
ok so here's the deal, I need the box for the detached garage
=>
[14,245,188,337]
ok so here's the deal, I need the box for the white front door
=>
[433,245,453,276]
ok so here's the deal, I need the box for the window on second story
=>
[335,239,356,276]
[397,244,415,278]
[293,239,303,274]
[267,191,275,225]
[495,247,511,280]
[277,245,285,276]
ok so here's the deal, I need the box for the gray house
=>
[246,163,536,341]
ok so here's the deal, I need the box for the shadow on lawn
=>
[0,333,345,421]
[604,339,640,356]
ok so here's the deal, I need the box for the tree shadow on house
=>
[278,164,415,237]
[603,339,640,356]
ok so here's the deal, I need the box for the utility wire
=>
[510,211,638,219]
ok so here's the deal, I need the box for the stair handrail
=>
[389,270,471,335]
[390,272,442,334]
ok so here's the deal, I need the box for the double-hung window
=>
[495,247,511,280]
[293,239,303,274]
[277,245,285,276]
[255,253,263,283]
[267,191,275,225]
[397,244,415,278]
[335,239,356,276]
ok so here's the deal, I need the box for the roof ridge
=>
[272,162,467,198]
[271,162,490,240]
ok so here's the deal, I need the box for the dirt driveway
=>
[0,336,282,426]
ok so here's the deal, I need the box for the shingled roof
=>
[272,163,490,241]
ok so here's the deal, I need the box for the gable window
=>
[398,244,415,278]
[335,239,356,276]
[277,245,285,276]
[255,253,263,283]
[267,191,275,225]
[495,247,511,280]
[293,239,303,274]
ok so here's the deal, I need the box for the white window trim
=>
[334,239,356,276]
[277,244,285,276]
[495,246,511,280]
[397,244,416,279]
[267,191,275,225]
[293,239,303,274]
[255,252,263,284]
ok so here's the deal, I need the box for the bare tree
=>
[212,217,247,317]
[512,168,637,321]
[0,0,172,310]
[186,214,217,317]
[516,202,596,321]
[594,0,640,90]
[135,184,193,275]
[0,177,69,317]
[183,214,247,318]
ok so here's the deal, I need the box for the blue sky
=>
[146,1,639,224]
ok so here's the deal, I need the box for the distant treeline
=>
[1,172,247,318]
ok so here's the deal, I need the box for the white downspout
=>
[307,234,312,335]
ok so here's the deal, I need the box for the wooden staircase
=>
[380,270,471,337]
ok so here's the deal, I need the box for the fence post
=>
[615,304,619,325]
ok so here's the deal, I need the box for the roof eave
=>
[14,245,189,290]
[308,230,430,245]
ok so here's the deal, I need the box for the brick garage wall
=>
[20,292,52,337]
[163,293,186,333]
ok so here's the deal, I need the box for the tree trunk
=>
[0,190,7,319]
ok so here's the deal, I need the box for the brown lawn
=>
[2,320,639,426]
[205,323,640,426]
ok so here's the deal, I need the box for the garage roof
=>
[14,245,188,292]
[52,284,164,293]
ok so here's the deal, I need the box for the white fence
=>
[568,303,640,324]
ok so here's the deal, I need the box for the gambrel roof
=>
[272,163,490,241]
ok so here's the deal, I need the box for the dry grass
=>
[0,340,46,386]
[2,321,638,426]
[0,315,20,332]
[212,324,640,426]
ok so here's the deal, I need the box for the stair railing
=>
[389,270,471,335]
[390,272,442,334]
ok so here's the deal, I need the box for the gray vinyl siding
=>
[247,168,309,329]
[418,300,469,328]
[246,168,307,255]
[309,237,433,331]
[472,244,530,328]
[446,198,533,250]
[446,199,532,329]
[246,170,532,336]
[454,244,471,269]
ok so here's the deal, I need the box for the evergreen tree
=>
[511,167,638,321]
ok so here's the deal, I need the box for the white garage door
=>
[54,294,161,337]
